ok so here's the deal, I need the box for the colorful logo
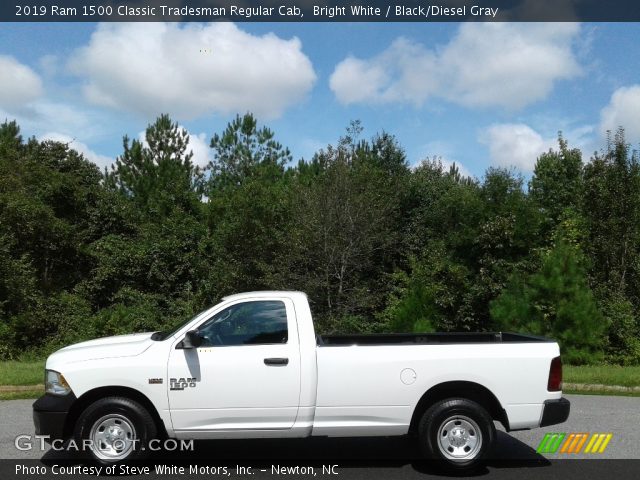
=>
[536,433,613,454]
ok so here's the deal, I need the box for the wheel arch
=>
[64,386,168,439]
[409,381,509,434]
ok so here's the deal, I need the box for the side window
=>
[197,301,288,347]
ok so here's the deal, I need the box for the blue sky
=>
[1,22,639,178]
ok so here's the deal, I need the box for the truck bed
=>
[317,331,553,346]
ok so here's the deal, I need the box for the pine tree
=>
[491,242,605,364]
[208,113,291,189]
[108,114,203,216]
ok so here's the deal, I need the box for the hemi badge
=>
[148,378,163,384]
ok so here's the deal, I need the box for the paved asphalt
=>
[1,394,638,479]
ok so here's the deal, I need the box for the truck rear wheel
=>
[74,396,157,465]
[418,398,495,471]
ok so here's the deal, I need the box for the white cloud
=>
[0,56,43,108]
[480,123,556,172]
[138,126,211,169]
[40,132,113,169]
[69,23,316,119]
[186,131,211,168]
[330,38,437,105]
[330,23,581,110]
[329,57,389,105]
[38,54,59,77]
[440,23,581,109]
[1,101,105,144]
[599,85,640,142]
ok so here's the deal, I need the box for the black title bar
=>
[4,0,640,22]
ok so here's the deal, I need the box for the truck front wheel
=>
[418,398,495,471]
[74,396,157,465]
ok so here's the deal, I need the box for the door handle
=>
[264,357,289,366]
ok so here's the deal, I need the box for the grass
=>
[0,390,42,400]
[564,364,640,388]
[563,388,640,397]
[0,360,45,386]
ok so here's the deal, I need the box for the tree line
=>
[0,114,639,364]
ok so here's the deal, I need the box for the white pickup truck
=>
[34,291,569,470]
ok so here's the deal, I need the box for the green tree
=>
[79,210,206,309]
[583,128,640,298]
[383,243,473,333]
[201,162,291,300]
[108,114,204,216]
[208,113,291,189]
[491,241,605,364]
[277,127,405,330]
[530,135,583,234]
[0,121,107,357]
[598,292,640,365]
[199,114,293,301]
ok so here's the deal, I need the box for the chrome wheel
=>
[89,414,137,461]
[436,415,482,461]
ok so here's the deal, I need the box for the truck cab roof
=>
[221,290,308,302]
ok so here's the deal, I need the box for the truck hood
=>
[47,332,155,365]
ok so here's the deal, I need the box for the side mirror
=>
[177,330,203,349]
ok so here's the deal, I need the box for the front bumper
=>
[33,393,76,441]
[540,397,570,427]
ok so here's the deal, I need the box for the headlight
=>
[45,370,71,396]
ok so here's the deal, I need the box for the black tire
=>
[418,398,495,472]
[74,396,157,465]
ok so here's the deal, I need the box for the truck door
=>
[167,298,301,432]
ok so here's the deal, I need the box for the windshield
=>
[151,310,205,341]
